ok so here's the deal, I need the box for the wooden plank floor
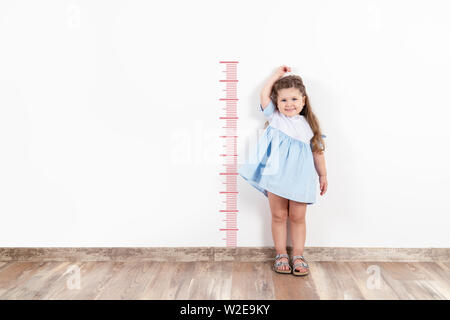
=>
[0,261,449,300]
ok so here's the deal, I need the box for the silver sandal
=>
[291,255,309,276]
[273,253,292,274]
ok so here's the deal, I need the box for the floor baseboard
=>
[0,247,449,262]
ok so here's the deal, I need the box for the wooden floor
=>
[0,260,449,300]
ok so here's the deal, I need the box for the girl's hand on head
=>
[319,175,328,196]
[274,65,291,79]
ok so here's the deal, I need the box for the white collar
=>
[281,113,302,120]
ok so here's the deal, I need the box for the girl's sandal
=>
[291,255,309,276]
[273,253,292,274]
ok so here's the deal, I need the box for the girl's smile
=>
[277,87,306,117]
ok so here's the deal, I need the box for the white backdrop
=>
[1,0,449,247]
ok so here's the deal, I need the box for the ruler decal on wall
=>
[219,61,239,247]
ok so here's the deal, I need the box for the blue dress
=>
[238,100,326,205]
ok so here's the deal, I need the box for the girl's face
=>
[276,87,306,117]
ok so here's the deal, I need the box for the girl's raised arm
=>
[260,65,291,109]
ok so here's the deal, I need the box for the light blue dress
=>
[238,100,326,205]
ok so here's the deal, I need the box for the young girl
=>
[238,65,328,276]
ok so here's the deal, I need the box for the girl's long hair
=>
[264,75,326,154]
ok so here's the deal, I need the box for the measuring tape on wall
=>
[219,61,239,247]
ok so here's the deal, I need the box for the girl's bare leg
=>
[288,200,308,273]
[267,191,290,271]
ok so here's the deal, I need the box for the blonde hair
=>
[264,75,326,154]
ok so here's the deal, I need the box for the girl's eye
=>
[281,98,297,101]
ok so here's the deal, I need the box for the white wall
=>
[1,0,449,248]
